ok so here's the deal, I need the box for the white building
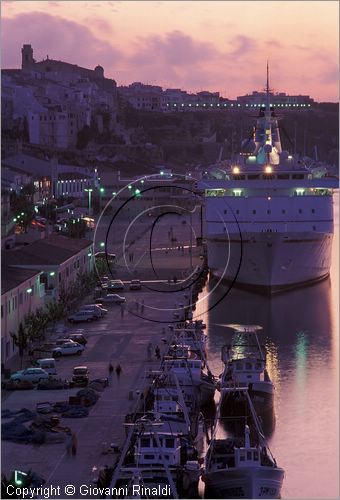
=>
[1,266,45,365]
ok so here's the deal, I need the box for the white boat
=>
[162,351,216,407]
[203,388,284,499]
[220,324,274,420]
[110,415,200,499]
[199,65,338,293]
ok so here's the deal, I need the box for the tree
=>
[65,219,87,238]
[10,323,27,369]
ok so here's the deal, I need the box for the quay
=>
[2,266,207,498]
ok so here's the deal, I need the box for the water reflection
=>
[195,270,338,498]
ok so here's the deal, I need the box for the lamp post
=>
[84,188,93,216]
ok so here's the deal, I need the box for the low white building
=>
[3,234,94,304]
[1,266,45,365]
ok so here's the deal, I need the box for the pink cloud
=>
[1,12,123,70]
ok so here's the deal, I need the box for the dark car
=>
[107,280,125,291]
[72,366,89,386]
[69,333,87,345]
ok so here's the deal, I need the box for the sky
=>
[2,1,339,101]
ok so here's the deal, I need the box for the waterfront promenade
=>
[2,284,195,498]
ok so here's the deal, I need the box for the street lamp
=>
[84,188,93,215]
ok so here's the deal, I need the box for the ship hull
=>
[206,231,333,293]
[203,466,284,499]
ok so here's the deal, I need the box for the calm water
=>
[196,196,339,499]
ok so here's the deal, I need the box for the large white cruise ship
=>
[199,70,338,293]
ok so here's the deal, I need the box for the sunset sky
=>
[2,1,339,101]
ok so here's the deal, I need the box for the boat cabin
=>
[163,358,202,385]
[135,432,181,466]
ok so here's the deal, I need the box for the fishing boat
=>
[203,388,284,499]
[219,324,274,419]
[110,415,201,499]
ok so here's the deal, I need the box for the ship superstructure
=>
[199,66,338,292]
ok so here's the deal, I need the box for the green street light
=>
[135,189,141,196]
[100,242,105,248]
[100,187,105,193]
[13,218,17,222]
[128,185,132,190]
[49,271,55,277]
[84,188,93,213]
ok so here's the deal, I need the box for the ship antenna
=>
[266,60,270,112]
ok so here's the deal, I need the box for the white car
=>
[10,367,50,383]
[79,304,108,317]
[68,310,97,323]
[52,341,84,357]
[95,294,126,304]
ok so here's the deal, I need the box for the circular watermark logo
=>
[93,174,242,323]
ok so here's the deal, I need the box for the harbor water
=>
[196,195,339,499]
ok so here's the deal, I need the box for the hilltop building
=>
[2,44,118,148]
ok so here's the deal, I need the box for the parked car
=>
[79,304,108,317]
[129,279,142,290]
[95,252,116,262]
[52,341,84,357]
[10,367,50,383]
[69,333,87,346]
[95,294,126,304]
[56,338,72,346]
[68,310,97,323]
[36,358,57,375]
[107,280,125,291]
[72,366,89,386]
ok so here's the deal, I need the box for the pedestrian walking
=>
[108,363,114,382]
[147,342,153,361]
[66,431,72,456]
[155,345,161,360]
[115,363,122,380]
[71,432,77,456]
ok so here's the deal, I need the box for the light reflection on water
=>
[196,196,339,499]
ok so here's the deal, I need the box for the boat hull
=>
[220,385,275,437]
[207,231,333,293]
[203,465,284,499]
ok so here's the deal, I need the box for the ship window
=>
[144,454,155,459]
[312,209,315,213]
[246,362,252,370]
[240,452,245,461]
[298,209,302,214]
[252,210,256,214]
[165,438,175,448]
[247,452,252,460]
[224,209,227,214]
[236,210,239,214]
[255,362,262,369]
[292,174,304,179]
[313,226,316,230]
[278,174,289,179]
[267,210,271,214]
[282,209,286,214]
[236,362,243,370]
[254,451,259,460]
[248,174,260,180]
[141,438,150,447]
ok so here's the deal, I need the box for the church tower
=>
[21,44,34,70]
